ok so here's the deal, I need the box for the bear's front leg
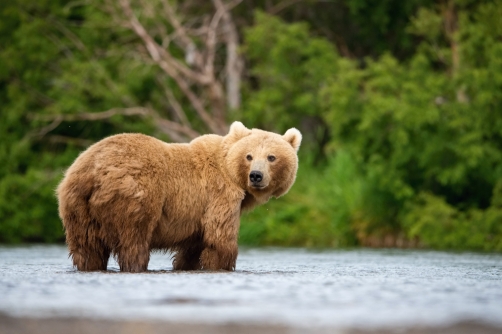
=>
[200,242,238,271]
[200,206,240,271]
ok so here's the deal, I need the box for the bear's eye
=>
[246,154,253,161]
[267,155,276,162]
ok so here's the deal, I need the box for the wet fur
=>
[57,122,301,272]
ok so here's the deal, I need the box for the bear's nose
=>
[249,170,263,184]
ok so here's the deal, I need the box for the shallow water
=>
[0,245,501,330]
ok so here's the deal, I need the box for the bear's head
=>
[223,121,302,206]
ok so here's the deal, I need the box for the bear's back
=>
[82,134,199,202]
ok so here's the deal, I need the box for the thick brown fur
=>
[56,122,302,272]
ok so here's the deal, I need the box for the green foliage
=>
[0,0,156,243]
[242,6,502,251]
[342,0,433,57]
[243,11,337,159]
[403,190,502,251]
[324,51,498,206]
[1,0,502,252]
[240,150,394,248]
[243,11,338,126]
[0,168,63,243]
[241,151,360,247]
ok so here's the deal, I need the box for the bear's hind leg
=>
[70,241,110,271]
[65,218,110,271]
[173,243,204,270]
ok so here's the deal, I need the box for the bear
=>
[56,122,302,272]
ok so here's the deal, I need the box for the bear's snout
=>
[249,170,263,185]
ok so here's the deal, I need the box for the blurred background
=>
[1,0,501,251]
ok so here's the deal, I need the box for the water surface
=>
[1,245,501,330]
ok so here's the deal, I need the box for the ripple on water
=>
[0,245,501,330]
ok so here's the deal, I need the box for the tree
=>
[34,0,244,142]
[0,0,246,242]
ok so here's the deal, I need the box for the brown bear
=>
[56,122,301,272]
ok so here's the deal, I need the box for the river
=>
[0,245,501,333]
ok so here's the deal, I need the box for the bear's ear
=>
[227,121,251,141]
[283,128,302,152]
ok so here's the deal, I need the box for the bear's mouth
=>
[251,184,266,190]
